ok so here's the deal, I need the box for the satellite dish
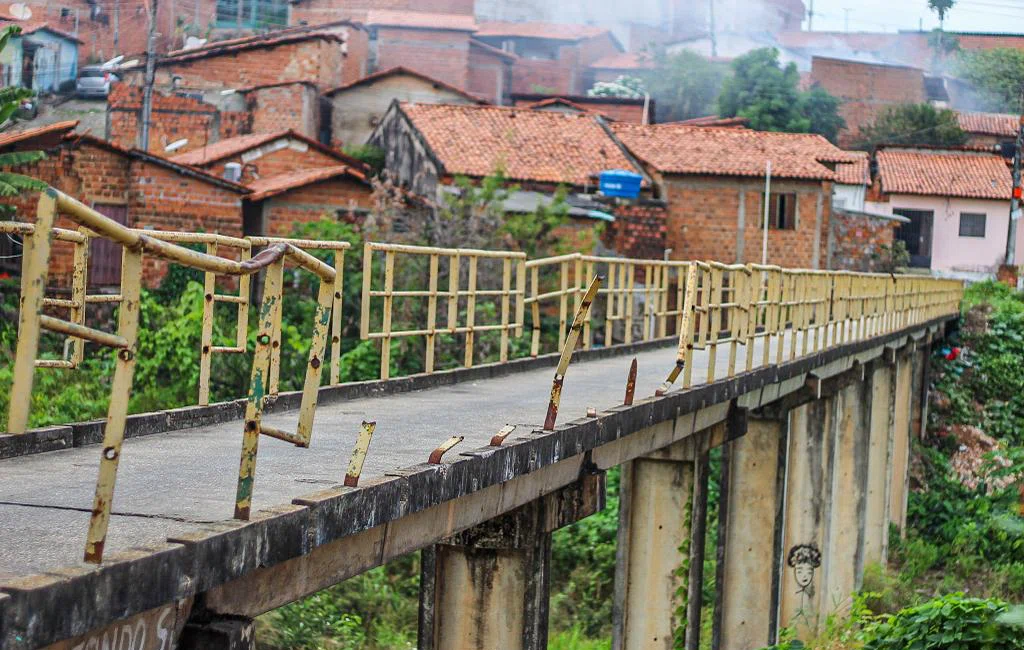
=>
[219,88,236,95]
[164,139,188,153]
[8,3,32,20]
[183,36,207,50]
[100,55,124,70]
[118,59,139,68]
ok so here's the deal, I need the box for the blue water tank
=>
[599,169,643,199]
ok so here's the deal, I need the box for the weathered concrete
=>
[778,400,833,638]
[864,362,896,566]
[178,616,255,650]
[716,415,786,650]
[889,350,914,532]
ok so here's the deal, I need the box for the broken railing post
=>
[624,357,637,406]
[344,421,376,488]
[543,276,601,431]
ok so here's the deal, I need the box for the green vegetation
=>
[957,48,1024,113]
[856,103,968,150]
[638,51,729,123]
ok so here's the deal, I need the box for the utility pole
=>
[140,0,159,152]
[1005,88,1024,266]
[113,0,120,55]
[843,8,851,33]
[808,0,814,31]
[708,0,717,58]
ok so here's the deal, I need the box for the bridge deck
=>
[1,340,716,576]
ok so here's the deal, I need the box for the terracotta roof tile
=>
[399,103,641,186]
[475,21,610,41]
[835,151,869,185]
[0,120,79,149]
[325,66,486,102]
[957,111,1017,138]
[0,16,83,43]
[366,10,477,31]
[123,29,346,71]
[170,130,365,171]
[611,123,856,180]
[590,52,655,70]
[876,149,1011,200]
[246,166,367,201]
[674,115,749,127]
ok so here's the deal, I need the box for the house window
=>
[959,212,986,238]
[215,0,288,29]
[768,193,797,230]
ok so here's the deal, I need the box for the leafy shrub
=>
[861,594,1024,650]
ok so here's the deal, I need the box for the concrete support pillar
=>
[864,362,896,566]
[889,351,914,533]
[178,616,255,650]
[715,415,787,650]
[419,473,604,650]
[822,379,871,617]
[778,400,833,638]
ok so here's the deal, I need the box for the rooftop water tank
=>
[599,169,642,199]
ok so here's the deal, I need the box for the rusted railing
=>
[360,242,526,379]
[3,189,341,562]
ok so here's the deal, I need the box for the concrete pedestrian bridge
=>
[0,190,962,650]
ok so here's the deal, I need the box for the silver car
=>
[76,66,118,99]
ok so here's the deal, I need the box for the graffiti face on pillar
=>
[787,544,822,596]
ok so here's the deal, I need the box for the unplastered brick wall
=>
[512,57,576,95]
[663,176,830,269]
[244,83,320,138]
[374,27,472,90]
[828,210,898,271]
[289,0,473,24]
[106,85,236,153]
[259,177,373,237]
[603,203,668,259]
[206,142,343,184]
[467,43,512,104]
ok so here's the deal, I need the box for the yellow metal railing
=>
[360,242,526,379]
[3,189,342,563]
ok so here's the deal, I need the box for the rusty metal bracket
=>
[428,436,464,464]
[489,424,516,447]
[344,421,376,487]
[624,357,638,405]
[543,276,602,431]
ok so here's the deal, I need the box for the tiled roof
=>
[611,123,856,180]
[170,130,365,171]
[324,66,486,103]
[835,151,869,185]
[122,29,346,70]
[674,115,749,127]
[246,166,367,201]
[523,97,596,113]
[399,103,642,187]
[0,16,83,43]
[876,148,1011,200]
[957,111,1017,138]
[366,10,478,32]
[0,121,79,149]
[475,21,610,41]
[590,52,655,70]
[469,38,518,61]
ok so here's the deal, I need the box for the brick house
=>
[118,25,366,92]
[589,52,656,84]
[828,152,906,272]
[365,10,478,91]
[0,121,248,287]
[0,14,80,92]
[323,66,486,148]
[473,22,623,95]
[611,122,858,269]
[467,38,516,104]
[511,94,652,124]
[867,146,1017,279]
[957,111,1017,149]
[288,0,474,27]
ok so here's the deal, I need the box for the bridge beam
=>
[889,347,916,534]
[612,422,728,650]
[418,471,605,650]
[714,412,787,650]
[178,615,255,650]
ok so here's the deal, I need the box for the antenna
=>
[164,138,188,153]
[8,3,32,20]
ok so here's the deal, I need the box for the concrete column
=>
[715,415,787,650]
[822,379,870,617]
[864,362,896,566]
[178,616,255,650]
[889,351,914,533]
[419,473,603,650]
[778,400,834,638]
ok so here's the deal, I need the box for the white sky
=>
[807,0,1024,33]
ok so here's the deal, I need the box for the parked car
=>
[76,66,118,99]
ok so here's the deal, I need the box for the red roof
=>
[170,130,365,170]
[475,21,611,41]
[590,52,655,70]
[876,148,1011,200]
[0,121,79,150]
[366,10,478,32]
[0,16,83,43]
[835,151,869,185]
[123,29,346,71]
[469,38,518,61]
[611,123,856,180]
[246,166,367,200]
[324,66,486,103]
[674,115,749,127]
[957,111,1017,138]
[398,102,642,187]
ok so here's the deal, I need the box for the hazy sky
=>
[809,0,1024,33]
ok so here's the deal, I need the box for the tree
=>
[633,49,727,123]
[957,48,1024,113]
[0,26,46,204]
[856,103,968,150]
[717,48,845,141]
[588,75,645,99]
[928,0,956,28]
